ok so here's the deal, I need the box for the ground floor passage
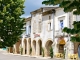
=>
[7,37,80,60]
[8,38,53,57]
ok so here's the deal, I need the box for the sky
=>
[21,0,45,18]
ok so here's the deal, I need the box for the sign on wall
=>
[34,34,40,38]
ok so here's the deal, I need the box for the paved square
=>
[0,50,63,60]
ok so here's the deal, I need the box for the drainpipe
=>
[52,9,55,43]
[52,9,56,55]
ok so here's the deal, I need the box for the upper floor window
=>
[29,25,31,34]
[33,21,36,34]
[38,21,42,33]
[49,16,51,20]
[60,20,63,29]
[48,22,52,31]
[58,16,65,30]
[26,25,31,35]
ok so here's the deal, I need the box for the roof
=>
[30,6,59,15]
[25,17,31,22]
[42,9,55,16]
[30,8,43,15]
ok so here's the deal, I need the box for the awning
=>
[59,39,65,44]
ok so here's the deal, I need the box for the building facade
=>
[8,7,80,60]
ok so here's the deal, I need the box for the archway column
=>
[44,47,48,57]
[27,38,31,55]
[32,45,36,55]
[44,40,53,57]
[53,43,58,55]
[23,42,25,55]
[27,40,30,55]
[36,40,42,56]
[23,39,27,55]
[13,44,17,54]
[21,39,24,54]
[36,41,39,56]
[32,40,36,56]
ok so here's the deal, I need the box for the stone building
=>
[30,7,56,56]
[9,7,80,60]
[53,8,80,59]
[21,17,31,55]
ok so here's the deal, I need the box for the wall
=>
[42,14,54,47]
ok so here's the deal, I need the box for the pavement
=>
[0,49,66,60]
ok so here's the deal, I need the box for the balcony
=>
[26,34,31,38]
[55,30,68,38]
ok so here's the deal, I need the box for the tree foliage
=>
[42,0,80,15]
[63,21,80,42]
[0,0,25,47]
[42,0,80,42]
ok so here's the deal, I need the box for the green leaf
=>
[0,0,25,47]
[42,0,80,15]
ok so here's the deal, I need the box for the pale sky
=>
[21,0,45,18]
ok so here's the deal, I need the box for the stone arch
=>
[45,40,53,56]
[27,38,31,55]
[38,40,42,56]
[15,40,21,54]
[32,40,36,55]
[23,39,27,54]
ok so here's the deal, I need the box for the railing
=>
[55,30,63,37]
[25,34,31,38]
[55,30,68,37]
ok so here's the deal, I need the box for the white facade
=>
[42,14,54,47]
[12,7,80,59]
[31,12,42,56]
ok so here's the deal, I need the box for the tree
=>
[0,0,25,47]
[63,21,80,42]
[42,0,80,42]
[42,0,80,15]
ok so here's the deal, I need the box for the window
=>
[58,16,65,30]
[47,16,52,31]
[49,16,51,20]
[48,22,51,31]
[38,21,41,33]
[33,21,36,33]
[49,22,51,30]
[60,20,63,29]
[29,25,31,34]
